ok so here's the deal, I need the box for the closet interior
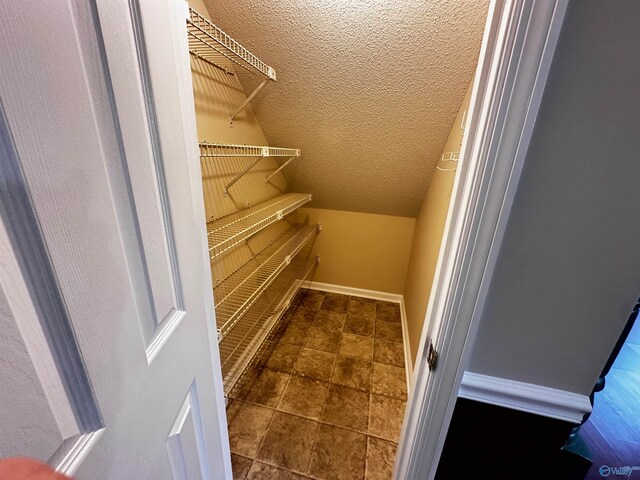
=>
[183,0,486,477]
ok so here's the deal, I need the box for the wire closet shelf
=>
[199,142,302,195]
[214,224,318,340]
[207,193,312,259]
[187,7,276,124]
[199,144,299,158]
[219,252,319,398]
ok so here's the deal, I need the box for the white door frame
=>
[395,1,569,478]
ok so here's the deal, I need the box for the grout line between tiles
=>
[304,333,338,476]
[267,291,324,477]
[248,306,307,470]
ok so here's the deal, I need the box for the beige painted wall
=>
[403,82,474,366]
[299,208,415,294]
[188,0,293,287]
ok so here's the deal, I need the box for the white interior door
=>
[0,0,230,478]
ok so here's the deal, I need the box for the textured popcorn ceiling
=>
[203,0,488,217]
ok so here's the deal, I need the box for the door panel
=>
[0,0,230,477]
[166,382,209,480]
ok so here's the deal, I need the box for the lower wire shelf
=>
[214,224,318,339]
[206,193,312,260]
[218,252,318,399]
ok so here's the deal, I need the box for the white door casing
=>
[0,0,230,478]
[395,1,568,478]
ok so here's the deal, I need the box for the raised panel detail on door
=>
[0,283,67,460]
[102,0,188,361]
[120,0,184,361]
[166,382,210,480]
[0,110,103,471]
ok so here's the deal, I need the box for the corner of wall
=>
[402,82,474,365]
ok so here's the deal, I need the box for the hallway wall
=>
[467,0,640,394]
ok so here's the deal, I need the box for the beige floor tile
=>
[227,401,274,458]
[373,339,405,367]
[365,437,397,480]
[321,293,350,313]
[290,306,318,326]
[338,333,374,361]
[374,320,403,343]
[308,424,367,480]
[280,323,311,346]
[348,298,376,318]
[322,384,370,433]
[256,411,319,473]
[331,355,372,392]
[266,343,302,373]
[344,313,375,337]
[371,363,407,400]
[293,348,336,382]
[236,368,290,408]
[305,326,341,353]
[300,289,325,310]
[277,376,329,420]
[376,302,401,323]
[369,394,406,442]
[231,454,253,480]
[313,310,346,331]
[246,461,307,479]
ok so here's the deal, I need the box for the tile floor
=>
[227,289,408,480]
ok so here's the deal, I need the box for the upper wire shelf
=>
[207,193,312,259]
[219,253,318,398]
[199,143,300,158]
[214,224,318,339]
[187,7,276,124]
[199,142,302,194]
[187,7,275,79]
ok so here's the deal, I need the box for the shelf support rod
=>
[229,79,269,125]
[224,147,270,195]
[265,155,299,183]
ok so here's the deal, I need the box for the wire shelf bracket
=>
[207,193,312,259]
[186,7,277,126]
[265,156,298,184]
[199,143,301,195]
[441,152,460,162]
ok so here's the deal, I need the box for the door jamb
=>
[395,1,569,478]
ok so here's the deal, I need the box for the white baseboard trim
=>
[398,297,413,387]
[304,281,413,393]
[305,281,402,303]
[459,371,592,424]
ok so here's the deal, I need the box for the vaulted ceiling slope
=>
[203,0,488,217]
